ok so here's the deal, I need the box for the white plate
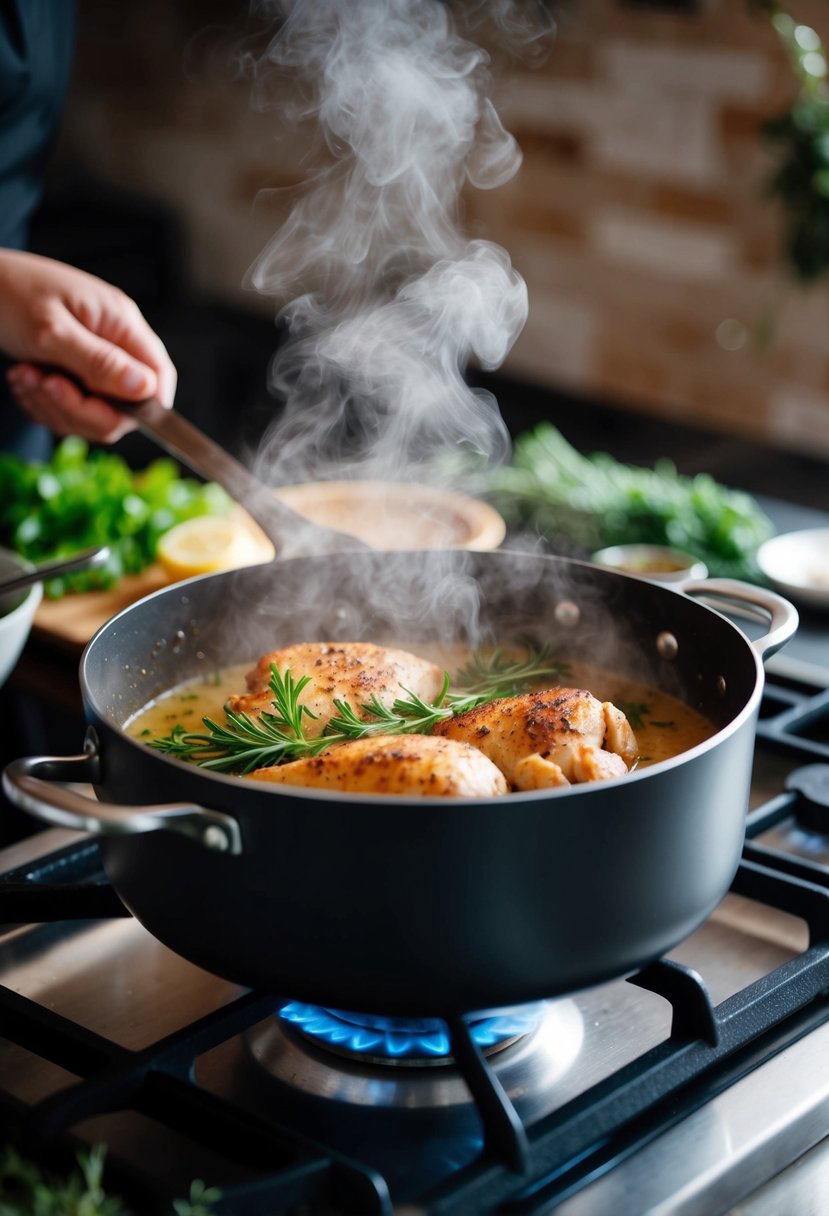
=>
[756,528,829,609]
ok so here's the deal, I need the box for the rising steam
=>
[245,0,544,486]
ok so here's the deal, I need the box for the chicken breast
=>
[433,687,638,791]
[247,734,509,797]
[228,642,445,739]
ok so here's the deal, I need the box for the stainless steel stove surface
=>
[2,670,829,1215]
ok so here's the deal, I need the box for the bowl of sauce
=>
[590,543,708,585]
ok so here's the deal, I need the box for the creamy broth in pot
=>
[126,645,715,775]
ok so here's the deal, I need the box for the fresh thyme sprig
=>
[150,645,568,774]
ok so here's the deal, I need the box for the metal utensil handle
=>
[682,578,799,660]
[2,748,243,855]
[125,397,365,554]
[0,545,110,597]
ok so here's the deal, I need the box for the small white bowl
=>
[756,528,829,609]
[0,548,42,688]
[591,543,708,585]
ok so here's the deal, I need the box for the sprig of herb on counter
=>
[0,436,231,598]
[0,1143,220,1216]
[479,423,774,580]
[150,644,568,774]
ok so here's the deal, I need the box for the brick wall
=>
[55,0,829,455]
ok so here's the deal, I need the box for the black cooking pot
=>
[3,549,796,1016]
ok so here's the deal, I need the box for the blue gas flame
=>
[278,1001,543,1060]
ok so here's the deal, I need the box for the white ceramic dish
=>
[756,528,829,609]
[0,548,42,688]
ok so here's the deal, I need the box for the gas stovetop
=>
[2,672,829,1216]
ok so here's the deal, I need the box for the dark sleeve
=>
[0,0,75,251]
[0,1,74,456]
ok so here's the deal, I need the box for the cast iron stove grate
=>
[1,679,829,1215]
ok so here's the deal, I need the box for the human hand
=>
[0,249,177,444]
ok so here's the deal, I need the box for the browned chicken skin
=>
[247,734,509,797]
[433,687,638,791]
[228,642,445,739]
[226,644,637,796]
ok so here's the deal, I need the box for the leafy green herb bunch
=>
[0,437,230,598]
[759,4,829,281]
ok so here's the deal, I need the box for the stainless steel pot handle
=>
[681,578,799,660]
[2,737,243,855]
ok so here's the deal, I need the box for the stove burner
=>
[243,998,585,1116]
[788,764,829,834]
[277,1001,542,1065]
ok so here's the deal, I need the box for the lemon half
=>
[156,516,274,581]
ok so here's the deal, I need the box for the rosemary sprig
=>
[150,645,567,774]
[327,673,454,737]
[452,643,569,700]
[151,664,328,774]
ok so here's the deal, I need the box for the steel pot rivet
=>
[203,825,229,852]
[716,675,727,697]
[656,631,679,660]
[555,600,580,627]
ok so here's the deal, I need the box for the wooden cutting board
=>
[32,565,175,652]
[30,508,275,653]
[28,487,504,653]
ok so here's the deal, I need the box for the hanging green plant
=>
[758,3,829,281]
